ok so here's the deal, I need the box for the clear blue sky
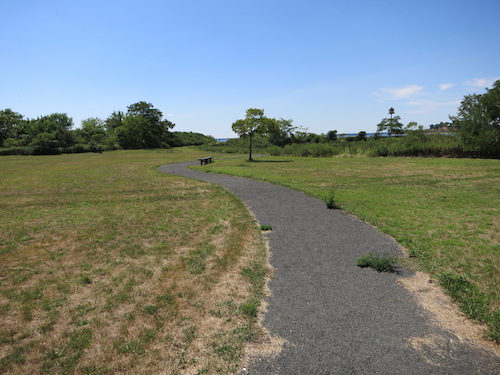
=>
[2,0,499,137]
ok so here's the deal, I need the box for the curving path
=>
[158,160,499,375]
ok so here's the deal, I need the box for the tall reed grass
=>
[266,134,467,158]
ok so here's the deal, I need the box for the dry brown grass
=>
[400,272,499,357]
[0,150,274,374]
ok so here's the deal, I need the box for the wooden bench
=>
[198,156,213,165]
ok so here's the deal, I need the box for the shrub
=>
[0,146,34,156]
[270,143,341,157]
[267,145,282,156]
[0,143,119,156]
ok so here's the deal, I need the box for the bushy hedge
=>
[0,143,120,156]
[0,147,36,156]
[168,131,216,147]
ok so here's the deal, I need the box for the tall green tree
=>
[450,80,500,157]
[18,113,75,153]
[377,115,403,137]
[326,130,338,142]
[269,118,298,147]
[355,131,367,141]
[105,111,124,131]
[114,102,175,149]
[483,80,500,127]
[76,118,107,145]
[231,108,278,161]
[0,109,23,147]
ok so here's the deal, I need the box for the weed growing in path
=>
[357,253,398,272]
[325,189,341,209]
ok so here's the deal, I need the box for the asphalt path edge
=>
[158,159,500,375]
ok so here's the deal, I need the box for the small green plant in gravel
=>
[260,224,272,231]
[357,253,397,273]
[325,189,340,209]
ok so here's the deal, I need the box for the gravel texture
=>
[159,160,499,375]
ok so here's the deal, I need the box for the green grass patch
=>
[193,155,500,342]
[240,299,260,318]
[438,271,499,341]
[325,188,341,209]
[241,261,268,298]
[357,253,397,273]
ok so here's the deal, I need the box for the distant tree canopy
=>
[268,118,299,147]
[326,130,338,142]
[0,101,214,155]
[0,109,23,147]
[356,131,367,141]
[105,111,125,132]
[168,131,216,147]
[1,112,75,154]
[74,117,107,145]
[112,101,175,149]
[428,121,452,131]
[3,86,499,158]
[450,80,500,157]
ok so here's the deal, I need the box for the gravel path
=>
[158,160,499,375]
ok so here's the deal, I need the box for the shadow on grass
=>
[248,159,292,163]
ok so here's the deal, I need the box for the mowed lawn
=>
[0,149,269,375]
[195,156,500,341]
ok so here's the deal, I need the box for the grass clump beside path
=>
[193,156,500,342]
[0,149,269,374]
[357,253,398,273]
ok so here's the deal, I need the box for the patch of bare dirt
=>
[399,271,499,358]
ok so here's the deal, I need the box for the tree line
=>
[1,81,498,158]
[227,81,499,159]
[0,101,215,155]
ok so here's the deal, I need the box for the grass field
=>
[0,149,270,374]
[194,156,500,342]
